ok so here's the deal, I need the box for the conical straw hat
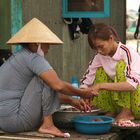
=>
[7,18,63,45]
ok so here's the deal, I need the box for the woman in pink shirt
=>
[80,23,140,123]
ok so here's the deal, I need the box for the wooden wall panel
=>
[0,0,11,49]
[109,0,126,43]
[22,0,126,82]
[22,0,64,79]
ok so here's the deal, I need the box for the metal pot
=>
[53,105,101,128]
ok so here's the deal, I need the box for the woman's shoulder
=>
[17,48,42,59]
[12,49,45,66]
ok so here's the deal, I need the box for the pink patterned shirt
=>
[80,42,140,89]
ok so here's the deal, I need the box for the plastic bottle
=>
[71,76,80,99]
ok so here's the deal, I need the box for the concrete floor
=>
[0,129,119,140]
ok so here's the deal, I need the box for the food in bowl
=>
[91,118,103,122]
[73,115,114,134]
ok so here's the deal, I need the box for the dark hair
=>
[88,23,120,49]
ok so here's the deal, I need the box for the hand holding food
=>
[71,98,91,112]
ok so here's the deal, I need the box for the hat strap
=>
[37,43,44,57]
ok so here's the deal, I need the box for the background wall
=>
[0,0,126,83]
[0,0,11,50]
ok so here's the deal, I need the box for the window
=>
[62,0,110,18]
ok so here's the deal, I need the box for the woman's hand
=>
[70,98,91,112]
[81,85,100,108]
[80,87,98,99]
[83,98,93,108]
[92,84,100,95]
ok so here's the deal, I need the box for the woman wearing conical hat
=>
[0,18,96,137]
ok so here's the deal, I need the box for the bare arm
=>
[99,82,135,91]
[59,94,72,104]
[39,69,95,98]
[92,82,135,95]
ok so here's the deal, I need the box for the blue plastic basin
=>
[73,115,114,134]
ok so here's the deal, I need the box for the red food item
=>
[113,120,140,127]
[91,118,103,122]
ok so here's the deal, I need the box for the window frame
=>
[62,0,110,18]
